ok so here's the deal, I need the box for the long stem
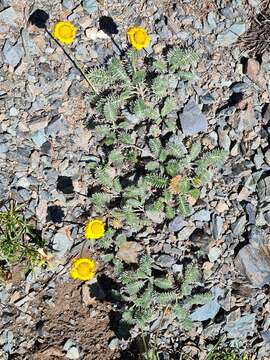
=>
[141,331,150,360]
[45,28,98,94]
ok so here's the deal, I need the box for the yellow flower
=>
[70,257,96,281]
[85,219,105,239]
[52,21,77,45]
[127,26,150,51]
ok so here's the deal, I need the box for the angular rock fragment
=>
[180,99,208,136]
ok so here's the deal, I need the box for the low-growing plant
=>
[112,255,213,331]
[0,200,44,275]
[86,48,227,231]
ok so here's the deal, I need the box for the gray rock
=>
[168,216,187,232]
[220,6,234,19]
[31,129,47,147]
[211,216,224,240]
[172,264,183,273]
[180,98,208,136]
[207,12,217,30]
[208,247,222,262]
[216,23,246,46]
[156,254,175,268]
[231,82,249,93]
[82,0,98,14]
[62,0,75,9]
[201,93,215,104]
[2,330,13,353]
[257,177,270,201]
[0,287,8,302]
[68,81,81,97]
[0,7,18,26]
[108,338,119,350]
[146,210,165,224]
[63,339,76,351]
[190,298,220,321]
[224,314,256,338]
[236,242,270,288]
[0,142,8,154]
[46,115,68,136]
[67,347,80,360]
[178,224,196,241]
[3,41,23,67]
[9,107,18,116]
[52,232,73,257]
[231,215,247,236]
[246,203,256,224]
[192,209,210,222]
[190,287,222,322]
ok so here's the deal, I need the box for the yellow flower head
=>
[70,257,96,281]
[127,26,150,51]
[85,219,105,239]
[52,21,77,45]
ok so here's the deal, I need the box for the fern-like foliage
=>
[145,174,168,188]
[86,67,113,91]
[161,97,177,117]
[108,57,130,82]
[168,48,199,71]
[196,149,227,169]
[86,48,227,336]
[90,192,112,209]
[114,255,212,331]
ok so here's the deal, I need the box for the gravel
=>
[1,0,270,358]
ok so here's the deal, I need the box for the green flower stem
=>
[45,28,98,94]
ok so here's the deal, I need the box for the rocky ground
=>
[1,0,270,359]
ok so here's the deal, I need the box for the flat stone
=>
[67,347,80,360]
[231,82,249,93]
[0,142,8,154]
[31,129,47,147]
[192,209,210,222]
[52,232,73,258]
[208,247,222,262]
[257,177,270,201]
[190,298,220,321]
[190,288,222,322]
[3,41,24,67]
[211,216,224,240]
[156,254,175,268]
[231,215,247,236]
[46,115,68,136]
[224,314,256,338]
[168,216,187,232]
[236,243,270,288]
[82,0,98,14]
[180,99,208,136]
[0,7,18,26]
[216,23,246,46]
[62,0,75,9]
[116,241,143,264]
[108,338,119,350]
[146,209,165,224]
[220,6,234,19]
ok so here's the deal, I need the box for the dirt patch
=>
[10,281,120,360]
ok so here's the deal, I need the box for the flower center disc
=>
[77,263,91,276]
[59,25,73,39]
[91,222,103,234]
[134,30,146,44]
